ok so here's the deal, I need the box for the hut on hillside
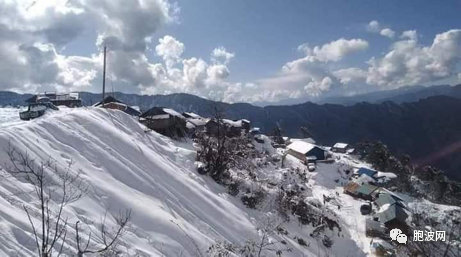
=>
[94,96,141,116]
[344,182,380,201]
[26,92,82,108]
[286,141,326,162]
[332,143,349,153]
[353,167,378,182]
[140,107,187,138]
[205,119,250,137]
[374,204,409,234]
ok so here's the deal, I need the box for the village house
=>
[26,92,82,108]
[375,192,406,209]
[286,141,326,162]
[181,112,208,134]
[205,119,251,137]
[374,203,409,234]
[344,182,380,201]
[249,127,261,136]
[331,142,349,153]
[353,167,378,182]
[140,107,187,138]
[365,219,386,237]
[94,96,141,116]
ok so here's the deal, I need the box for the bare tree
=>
[4,143,87,257]
[196,102,233,183]
[207,218,291,257]
[75,209,132,257]
[3,143,131,256]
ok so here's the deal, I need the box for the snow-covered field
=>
[0,107,24,127]
[0,107,456,256]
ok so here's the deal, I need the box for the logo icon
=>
[396,234,407,244]
[390,228,407,244]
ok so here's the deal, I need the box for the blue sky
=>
[159,0,460,81]
[1,0,461,104]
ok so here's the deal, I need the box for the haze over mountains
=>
[1,84,461,180]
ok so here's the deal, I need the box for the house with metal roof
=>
[344,182,380,201]
[375,204,409,234]
[94,96,141,116]
[355,167,378,180]
[140,107,187,138]
[286,141,326,162]
[332,142,349,153]
[375,192,406,209]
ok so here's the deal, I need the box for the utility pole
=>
[102,45,107,107]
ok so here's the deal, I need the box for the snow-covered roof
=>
[163,108,185,119]
[290,138,316,144]
[250,127,260,132]
[333,143,348,149]
[150,114,170,120]
[188,118,207,127]
[140,107,185,119]
[287,141,317,155]
[376,204,408,224]
[355,167,378,178]
[222,119,243,128]
[183,112,202,119]
[186,122,196,129]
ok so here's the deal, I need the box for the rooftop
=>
[287,141,317,155]
[333,143,348,149]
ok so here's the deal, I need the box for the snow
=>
[376,204,391,214]
[222,119,242,127]
[162,108,185,119]
[184,112,202,119]
[290,137,316,144]
[376,171,397,179]
[150,114,170,120]
[0,107,456,256]
[0,107,24,126]
[333,143,348,149]
[30,105,46,112]
[0,108,260,256]
[186,121,195,129]
[187,118,208,126]
[286,141,316,154]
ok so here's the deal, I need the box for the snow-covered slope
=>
[0,108,269,256]
[3,107,452,256]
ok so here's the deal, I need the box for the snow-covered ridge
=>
[0,108,265,256]
[1,107,456,256]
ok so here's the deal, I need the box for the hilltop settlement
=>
[0,92,459,256]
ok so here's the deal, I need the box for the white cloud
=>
[458,73,461,82]
[367,20,396,39]
[380,28,396,39]
[401,30,418,41]
[211,47,235,65]
[367,20,381,32]
[344,29,461,89]
[155,35,185,68]
[333,68,368,85]
[298,38,369,63]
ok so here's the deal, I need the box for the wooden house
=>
[94,96,141,116]
[26,92,82,108]
[286,141,326,162]
[140,107,187,138]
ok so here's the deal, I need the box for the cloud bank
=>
[0,2,460,104]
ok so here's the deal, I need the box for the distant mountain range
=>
[1,84,461,180]
[319,84,461,105]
